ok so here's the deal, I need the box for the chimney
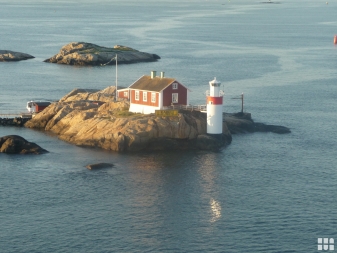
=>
[160,71,165,78]
[151,70,157,79]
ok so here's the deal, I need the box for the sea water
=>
[1,1,337,252]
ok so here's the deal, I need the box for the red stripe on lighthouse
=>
[207,96,223,105]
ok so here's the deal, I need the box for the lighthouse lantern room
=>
[206,77,224,135]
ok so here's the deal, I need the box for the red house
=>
[118,71,190,114]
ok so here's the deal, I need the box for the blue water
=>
[1,1,337,252]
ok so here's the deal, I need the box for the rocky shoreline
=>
[0,117,31,127]
[21,86,290,152]
[224,112,291,134]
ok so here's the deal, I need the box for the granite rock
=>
[0,135,48,154]
[0,50,34,61]
[44,42,160,66]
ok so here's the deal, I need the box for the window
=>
[172,82,178,89]
[172,93,178,103]
[151,92,156,103]
[135,90,139,101]
[124,91,128,98]
[143,91,147,102]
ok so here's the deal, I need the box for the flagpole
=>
[115,54,118,102]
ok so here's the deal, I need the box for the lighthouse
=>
[206,77,224,135]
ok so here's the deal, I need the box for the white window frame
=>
[172,82,178,89]
[151,92,156,103]
[135,90,139,101]
[124,91,128,98]
[172,93,178,103]
[143,91,147,102]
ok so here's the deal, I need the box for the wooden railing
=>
[163,104,207,111]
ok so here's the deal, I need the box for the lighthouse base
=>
[206,133,223,139]
[196,133,232,151]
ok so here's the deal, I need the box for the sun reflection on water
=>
[210,198,222,223]
[195,152,225,223]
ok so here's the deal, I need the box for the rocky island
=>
[0,135,48,154]
[44,42,160,66]
[0,50,34,61]
[24,87,290,152]
[25,86,231,151]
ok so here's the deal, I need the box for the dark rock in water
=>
[152,54,161,60]
[0,135,48,154]
[86,163,114,170]
[196,134,232,151]
[0,50,34,61]
[146,132,232,152]
[146,137,188,151]
[0,117,31,127]
[253,123,291,134]
[224,112,291,134]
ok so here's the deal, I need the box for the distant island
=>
[24,87,290,152]
[1,42,159,65]
[0,50,34,61]
[44,42,160,66]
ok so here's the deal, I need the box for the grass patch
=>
[114,111,135,117]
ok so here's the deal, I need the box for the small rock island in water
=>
[24,87,290,152]
[0,135,48,154]
[44,42,160,66]
[0,50,34,61]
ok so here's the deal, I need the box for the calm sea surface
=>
[1,1,337,252]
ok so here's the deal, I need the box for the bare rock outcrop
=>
[44,42,160,66]
[224,112,291,134]
[25,87,231,152]
[0,50,34,61]
[0,135,48,154]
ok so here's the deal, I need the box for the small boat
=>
[27,101,51,113]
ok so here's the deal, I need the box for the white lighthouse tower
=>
[206,77,224,135]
